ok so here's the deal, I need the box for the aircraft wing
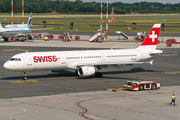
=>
[77,60,154,68]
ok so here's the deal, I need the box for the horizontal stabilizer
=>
[150,50,163,55]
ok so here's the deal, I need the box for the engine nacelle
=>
[77,67,95,77]
[28,34,34,40]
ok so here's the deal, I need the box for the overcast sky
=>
[69,0,180,4]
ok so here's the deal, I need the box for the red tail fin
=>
[140,24,161,46]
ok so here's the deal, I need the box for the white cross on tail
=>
[149,31,157,42]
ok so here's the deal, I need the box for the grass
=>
[1,13,180,33]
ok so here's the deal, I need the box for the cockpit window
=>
[9,58,21,61]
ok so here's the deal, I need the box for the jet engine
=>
[28,34,34,40]
[77,67,95,77]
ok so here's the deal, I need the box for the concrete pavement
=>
[0,86,179,120]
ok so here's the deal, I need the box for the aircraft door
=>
[61,54,66,64]
[101,53,105,62]
[139,50,144,61]
[27,55,32,65]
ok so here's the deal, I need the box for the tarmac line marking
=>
[160,54,178,56]
[78,89,85,92]
[43,84,50,86]
[24,80,38,83]
[55,86,61,88]
[132,98,139,100]
[0,107,26,115]
[66,87,72,90]
[2,49,30,51]
[163,71,180,74]
[8,80,38,84]
[76,92,180,120]
[8,80,24,83]
[84,102,177,120]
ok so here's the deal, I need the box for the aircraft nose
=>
[3,61,11,70]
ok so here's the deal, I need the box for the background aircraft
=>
[0,22,33,42]
[4,12,33,29]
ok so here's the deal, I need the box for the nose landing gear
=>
[22,71,27,80]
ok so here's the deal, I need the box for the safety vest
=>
[172,96,176,100]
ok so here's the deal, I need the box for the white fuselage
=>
[0,27,31,38]
[5,24,29,29]
[3,48,152,72]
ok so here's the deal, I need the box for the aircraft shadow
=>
[103,67,155,75]
[1,67,156,80]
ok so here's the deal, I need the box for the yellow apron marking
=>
[43,84,50,86]
[78,89,85,92]
[163,71,180,74]
[8,79,38,83]
[66,87,72,90]
[8,80,24,83]
[2,49,30,51]
[105,88,125,91]
[132,98,139,100]
[160,54,177,56]
[55,86,61,88]
[24,80,38,83]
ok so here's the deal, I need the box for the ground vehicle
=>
[123,81,160,91]
[44,34,54,39]
[75,36,80,40]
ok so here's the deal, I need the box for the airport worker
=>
[170,94,176,106]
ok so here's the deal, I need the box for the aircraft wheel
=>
[95,72,102,78]
[22,76,27,80]
[139,84,144,91]
[3,37,9,42]
[151,84,156,90]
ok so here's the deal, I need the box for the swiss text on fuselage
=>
[33,55,57,63]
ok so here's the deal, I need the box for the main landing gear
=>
[95,72,102,78]
[3,37,9,42]
[22,71,27,80]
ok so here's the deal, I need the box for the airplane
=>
[4,12,33,29]
[3,24,163,80]
[0,22,33,42]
